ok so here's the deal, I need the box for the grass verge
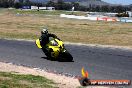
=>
[0,8,132,47]
[0,71,57,88]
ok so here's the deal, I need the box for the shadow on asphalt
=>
[41,57,74,62]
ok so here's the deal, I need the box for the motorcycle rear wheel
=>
[59,51,73,62]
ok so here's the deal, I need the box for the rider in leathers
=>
[40,28,59,58]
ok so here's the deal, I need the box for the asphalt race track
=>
[0,39,132,87]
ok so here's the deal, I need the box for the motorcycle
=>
[35,37,73,61]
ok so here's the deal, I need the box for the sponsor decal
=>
[78,67,131,86]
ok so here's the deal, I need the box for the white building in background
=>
[31,6,38,10]
[30,6,55,10]
[39,7,46,10]
[46,7,55,10]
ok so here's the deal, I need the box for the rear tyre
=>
[59,51,73,62]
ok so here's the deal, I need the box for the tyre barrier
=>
[97,17,117,22]
[60,14,132,23]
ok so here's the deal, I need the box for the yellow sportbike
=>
[35,37,73,61]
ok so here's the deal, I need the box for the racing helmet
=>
[41,28,48,34]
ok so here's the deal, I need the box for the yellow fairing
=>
[49,46,59,58]
[36,39,42,48]
[47,39,64,58]
[36,38,64,59]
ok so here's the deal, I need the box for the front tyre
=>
[42,48,52,59]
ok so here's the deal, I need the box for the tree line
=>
[0,0,131,13]
[0,0,15,7]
